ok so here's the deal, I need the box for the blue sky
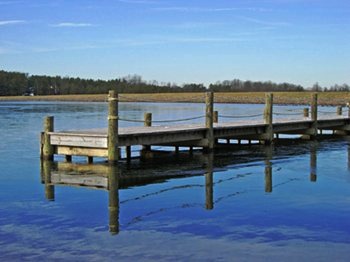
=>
[0,0,349,87]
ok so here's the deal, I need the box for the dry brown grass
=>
[0,92,349,105]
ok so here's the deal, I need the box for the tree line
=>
[0,69,348,96]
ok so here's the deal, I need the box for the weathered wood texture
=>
[262,93,273,144]
[142,112,152,151]
[42,116,54,160]
[108,90,118,163]
[205,92,214,151]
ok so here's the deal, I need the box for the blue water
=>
[1,101,350,261]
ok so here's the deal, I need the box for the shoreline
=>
[0,92,349,106]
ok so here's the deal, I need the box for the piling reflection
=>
[108,165,119,235]
[40,141,325,235]
[310,142,317,182]
[41,160,55,201]
[205,153,214,210]
[263,146,273,193]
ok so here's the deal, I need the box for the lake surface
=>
[1,101,350,261]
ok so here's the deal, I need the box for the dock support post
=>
[108,90,119,164]
[42,116,54,161]
[213,111,219,144]
[304,108,309,118]
[141,113,153,159]
[204,92,214,153]
[337,106,343,116]
[311,93,318,138]
[262,93,273,144]
[213,111,218,123]
[302,94,318,139]
[143,113,152,152]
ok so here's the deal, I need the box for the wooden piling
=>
[144,112,152,127]
[42,116,54,161]
[263,93,273,144]
[108,90,119,164]
[142,113,152,152]
[337,106,342,116]
[303,108,309,118]
[213,111,218,123]
[311,93,318,138]
[205,92,214,152]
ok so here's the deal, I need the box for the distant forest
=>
[0,70,349,96]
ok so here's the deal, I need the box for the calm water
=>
[1,101,350,261]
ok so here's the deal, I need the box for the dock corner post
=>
[42,116,54,161]
[108,90,119,164]
[204,91,214,153]
[263,93,274,144]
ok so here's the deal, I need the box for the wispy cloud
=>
[117,0,159,4]
[153,7,270,12]
[50,22,95,28]
[0,1,23,5]
[123,36,249,47]
[0,20,26,26]
[238,16,291,27]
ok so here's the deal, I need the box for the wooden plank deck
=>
[47,116,350,151]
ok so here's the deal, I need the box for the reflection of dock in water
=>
[40,141,330,235]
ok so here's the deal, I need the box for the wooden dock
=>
[40,91,350,163]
